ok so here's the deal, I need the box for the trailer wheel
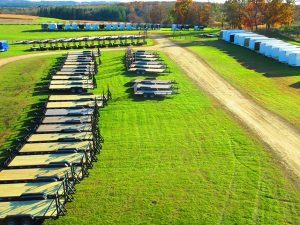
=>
[143,93,148,98]
[20,217,33,225]
[5,218,17,225]
[150,94,155,98]
[77,88,83,93]
[71,88,76,93]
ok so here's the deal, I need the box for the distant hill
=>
[0,0,112,7]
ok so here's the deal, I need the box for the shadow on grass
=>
[178,39,300,78]
[0,57,63,165]
[290,81,300,89]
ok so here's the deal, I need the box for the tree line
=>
[0,0,298,29]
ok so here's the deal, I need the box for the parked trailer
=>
[270,44,298,59]
[288,51,300,66]
[0,40,8,52]
[222,30,246,42]
[279,48,300,63]
[133,83,175,98]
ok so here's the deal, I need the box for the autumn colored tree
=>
[224,0,244,28]
[149,2,163,23]
[199,3,212,25]
[242,0,264,30]
[172,0,193,24]
[262,0,295,29]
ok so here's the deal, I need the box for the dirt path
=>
[1,38,299,177]
[152,36,300,178]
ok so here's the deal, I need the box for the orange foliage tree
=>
[172,0,193,24]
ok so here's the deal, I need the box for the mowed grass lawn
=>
[45,51,299,225]
[0,55,59,161]
[174,37,300,127]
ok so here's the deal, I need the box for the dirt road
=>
[152,36,300,178]
[1,38,299,177]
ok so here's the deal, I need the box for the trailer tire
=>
[143,93,148,98]
[150,94,155,98]
[20,217,33,225]
[5,218,17,225]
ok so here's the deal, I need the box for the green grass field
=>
[35,51,299,225]
[0,23,299,224]
[172,36,300,127]
[0,55,59,161]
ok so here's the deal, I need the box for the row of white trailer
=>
[220,30,300,67]
[41,23,160,31]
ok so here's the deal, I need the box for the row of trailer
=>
[220,30,300,67]
[41,23,160,31]
[125,48,178,98]
[171,24,206,31]
[15,35,147,51]
[0,50,111,225]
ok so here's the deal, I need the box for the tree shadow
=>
[178,39,300,78]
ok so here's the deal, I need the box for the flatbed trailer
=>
[131,61,163,65]
[51,75,90,80]
[0,181,65,200]
[46,101,96,109]
[0,167,82,184]
[50,80,93,85]
[133,83,175,98]
[44,108,94,116]
[0,198,65,224]
[49,84,94,92]
[41,116,92,124]
[18,141,92,154]
[130,78,175,85]
[128,67,166,74]
[27,132,93,143]
[129,64,166,69]
[7,153,87,169]
[48,94,99,102]
[55,71,92,75]
[35,124,92,133]
[63,62,95,65]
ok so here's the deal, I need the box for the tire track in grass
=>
[217,135,238,225]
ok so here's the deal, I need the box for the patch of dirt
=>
[0,14,38,20]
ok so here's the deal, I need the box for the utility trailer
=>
[133,83,177,98]
[130,78,176,85]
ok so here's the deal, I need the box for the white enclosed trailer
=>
[259,40,284,55]
[248,37,271,50]
[287,51,300,66]
[233,32,255,45]
[278,48,300,63]
[270,44,298,59]
[223,30,246,42]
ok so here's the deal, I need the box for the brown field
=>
[0,14,38,20]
